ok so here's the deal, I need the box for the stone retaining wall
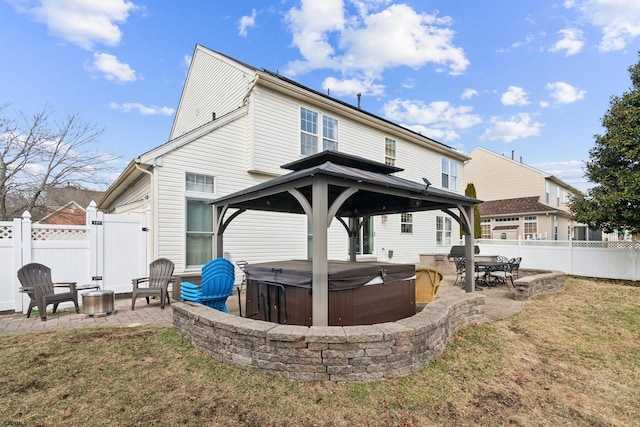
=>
[512,270,565,301]
[172,292,485,384]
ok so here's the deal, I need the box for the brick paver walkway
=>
[0,277,525,336]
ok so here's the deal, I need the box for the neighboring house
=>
[465,146,584,240]
[34,187,104,225]
[98,44,471,275]
[37,201,87,225]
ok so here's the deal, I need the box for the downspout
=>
[134,160,155,262]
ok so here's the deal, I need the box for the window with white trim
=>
[185,173,216,267]
[436,216,452,245]
[545,181,550,204]
[300,107,318,155]
[186,173,215,194]
[495,216,519,222]
[441,158,458,190]
[524,215,538,239]
[481,219,491,239]
[385,138,396,166]
[322,115,338,151]
[300,107,339,155]
[186,200,213,267]
[401,213,413,233]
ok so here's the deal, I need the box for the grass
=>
[1,277,639,426]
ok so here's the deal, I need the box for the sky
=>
[2,0,640,193]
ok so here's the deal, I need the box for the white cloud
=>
[497,34,535,53]
[238,9,257,37]
[402,78,415,89]
[546,82,586,104]
[109,102,174,116]
[549,28,584,56]
[511,34,535,49]
[501,86,529,106]
[480,113,542,142]
[89,52,136,83]
[12,0,138,49]
[383,99,481,142]
[461,88,478,100]
[531,160,587,188]
[285,0,345,72]
[285,1,468,77]
[566,0,640,51]
[322,76,385,97]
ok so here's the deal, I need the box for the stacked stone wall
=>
[173,292,485,384]
[513,271,565,301]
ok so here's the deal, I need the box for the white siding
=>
[108,47,472,272]
[247,84,463,262]
[250,85,458,193]
[251,86,301,174]
[170,46,254,140]
[110,175,150,214]
[159,113,314,273]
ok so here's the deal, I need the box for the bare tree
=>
[0,104,119,220]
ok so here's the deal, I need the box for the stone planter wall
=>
[512,270,565,301]
[172,292,485,384]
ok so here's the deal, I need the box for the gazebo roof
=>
[211,151,482,325]
[211,151,480,217]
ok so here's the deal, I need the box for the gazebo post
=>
[213,206,225,258]
[462,204,475,293]
[312,176,329,326]
[348,217,358,262]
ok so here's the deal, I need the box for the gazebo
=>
[211,151,480,326]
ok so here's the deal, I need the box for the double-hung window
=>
[185,173,216,267]
[300,107,338,154]
[385,138,396,166]
[322,116,338,151]
[300,107,318,155]
[545,181,550,204]
[441,158,458,190]
[436,216,452,245]
[401,213,413,233]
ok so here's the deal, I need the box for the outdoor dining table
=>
[474,261,510,287]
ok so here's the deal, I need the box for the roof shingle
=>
[479,196,564,216]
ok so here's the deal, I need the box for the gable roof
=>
[468,146,581,194]
[479,196,568,217]
[37,201,86,225]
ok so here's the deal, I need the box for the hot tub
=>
[244,260,415,326]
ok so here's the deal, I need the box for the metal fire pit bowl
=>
[82,290,115,315]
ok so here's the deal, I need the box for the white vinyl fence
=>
[477,238,640,281]
[0,202,149,313]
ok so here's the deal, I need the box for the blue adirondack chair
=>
[201,258,235,312]
[180,281,202,303]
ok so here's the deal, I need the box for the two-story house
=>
[98,44,471,275]
[465,146,583,240]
